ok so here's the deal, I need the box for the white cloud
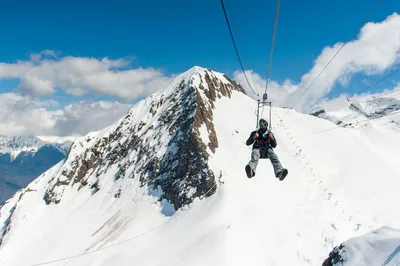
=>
[236,12,400,112]
[41,50,57,58]
[0,93,62,136]
[28,50,59,62]
[0,93,133,136]
[29,53,42,62]
[53,101,133,136]
[233,70,296,107]
[292,12,400,109]
[0,52,174,101]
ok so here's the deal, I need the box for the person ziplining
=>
[245,118,288,180]
[220,0,287,180]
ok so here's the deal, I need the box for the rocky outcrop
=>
[309,106,326,117]
[349,101,400,118]
[322,244,345,266]
[310,108,350,127]
[41,67,245,211]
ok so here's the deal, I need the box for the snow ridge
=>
[310,94,400,127]
[0,135,73,161]
[0,136,45,161]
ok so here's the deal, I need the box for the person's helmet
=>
[259,118,268,127]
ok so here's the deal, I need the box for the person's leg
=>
[246,149,260,177]
[266,147,284,177]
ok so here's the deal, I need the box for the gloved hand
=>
[263,131,274,139]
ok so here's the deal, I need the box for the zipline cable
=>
[226,0,259,92]
[264,0,281,96]
[344,67,400,124]
[363,130,400,170]
[292,68,400,139]
[347,68,400,101]
[282,0,384,118]
[220,0,259,98]
[293,109,400,138]
[260,0,281,129]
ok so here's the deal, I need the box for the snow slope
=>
[322,226,400,266]
[1,67,400,266]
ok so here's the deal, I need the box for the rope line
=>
[292,109,400,138]
[364,130,400,170]
[264,0,281,95]
[282,0,383,117]
[347,68,400,101]
[220,0,259,98]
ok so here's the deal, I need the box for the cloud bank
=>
[1,13,399,137]
[235,12,400,112]
[0,93,132,136]
[0,52,174,101]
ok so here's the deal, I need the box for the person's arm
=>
[268,131,277,148]
[246,131,258,146]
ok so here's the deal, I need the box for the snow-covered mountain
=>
[309,89,400,127]
[0,135,73,160]
[0,135,45,161]
[0,135,74,203]
[322,226,400,266]
[0,66,399,266]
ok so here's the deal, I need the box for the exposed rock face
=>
[322,244,345,266]
[43,67,246,210]
[309,107,326,117]
[349,100,400,118]
[309,96,400,128]
[309,106,350,127]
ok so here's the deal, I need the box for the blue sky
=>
[0,0,399,135]
[0,0,397,76]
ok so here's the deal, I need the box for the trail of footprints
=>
[272,110,364,263]
[273,110,362,234]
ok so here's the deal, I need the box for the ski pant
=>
[247,147,284,177]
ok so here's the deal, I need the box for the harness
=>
[255,132,271,159]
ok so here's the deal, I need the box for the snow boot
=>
[276,169,288,181]
[245,165,255,178]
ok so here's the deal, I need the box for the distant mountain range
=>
[309,92,400,127]
[0,135,74,204]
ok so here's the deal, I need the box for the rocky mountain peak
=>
[42,67,246,211]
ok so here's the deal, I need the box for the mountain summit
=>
[39,66,245,209]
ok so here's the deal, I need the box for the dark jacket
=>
[246,128,277,150]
